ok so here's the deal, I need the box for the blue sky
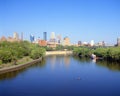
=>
[0,0,120,44]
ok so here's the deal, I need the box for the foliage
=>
[73,47,93,57]
[30,45,45,59]
[0,60,2,65]
[73,46,120,62]
[0,41,45,64]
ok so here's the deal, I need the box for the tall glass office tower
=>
[43,32,47,41]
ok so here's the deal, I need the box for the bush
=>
[30,47,45,59]
[0,60,2,65]
[73,46,120,62]
[73,47,92,57]
[0,41,46,64]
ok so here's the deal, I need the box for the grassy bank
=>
[0,56,33,69]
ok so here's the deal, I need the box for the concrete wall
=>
[0,57,42,74]
[46,51,73,55]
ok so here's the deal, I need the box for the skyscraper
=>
[63,36,70,46]
[117,37,120,46]
[50,32,55,39]
[13,32,19,40]
[90,40,95,46]
[78,41,82,46]
[21,32,23,41]
[43,32,47,41]
[57,34,62,44]
[50,32,56,42]
[30,34,35,43]
[48,32,57,48]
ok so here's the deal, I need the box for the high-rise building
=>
[78,41,82,46]
[63,36,70,46]
[57,35,62,44]
[30,34,35,43]
[117,37,120,46]
[50,32,55,39]
[43,32,47,41]
[13,32,19,40]
[90,40,95,46]
[21,32,23,41]
[48,32,57,48]
[50,32,56,42]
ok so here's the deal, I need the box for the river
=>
[0,55,120,96]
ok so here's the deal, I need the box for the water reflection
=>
[64,55,70,68]
[73,56,91,63]
[0,68,27,80]
[49,55,56,69]
[47,55,71,69]
[73,56,120,71]
[92,59,96,63]
[0,59,46,80]
[96,60,120,71]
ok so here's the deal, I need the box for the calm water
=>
[0,55,120,96]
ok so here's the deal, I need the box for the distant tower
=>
[30,34,35,43]
[63,36,70,46]
[50,32,56,42]
[21,32,23,41]
[117,37,120,46]
[90,40,94,46]
[50,32,55,39]
[57,34,62,44]
[78,41,82,46]
[102,41,105,46]
[43,32,47,41]
[13,32,19,40]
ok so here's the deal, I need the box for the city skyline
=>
[0,0,120,44]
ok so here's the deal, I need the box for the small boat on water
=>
[91,54,96,59]
[91,54,103,60]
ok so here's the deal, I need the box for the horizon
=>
[0,0,120,45]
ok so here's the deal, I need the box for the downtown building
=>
[47,32,58,48]
[117,37,120,46]
[63,36,71,46]
[0,32,21,42]
[43,32,47,41]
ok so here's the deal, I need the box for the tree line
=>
[0,41,45,64]
[73,46,120,62]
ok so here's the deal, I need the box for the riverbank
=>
[0,57,42,74]
[46,51,73,55]
[73,47,120,62]
[0,51,73,74]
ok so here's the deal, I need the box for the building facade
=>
[117,37,120,46]
[38,40,47,46]
[30,34,35,43]
[43,32,47,41]
[13,32,19,40]
[63,37,70,46]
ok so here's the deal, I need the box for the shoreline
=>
[0,51,73,74]
[46,51,73,55]
[0,57,42,74]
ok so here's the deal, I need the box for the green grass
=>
[0,56,33,69]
